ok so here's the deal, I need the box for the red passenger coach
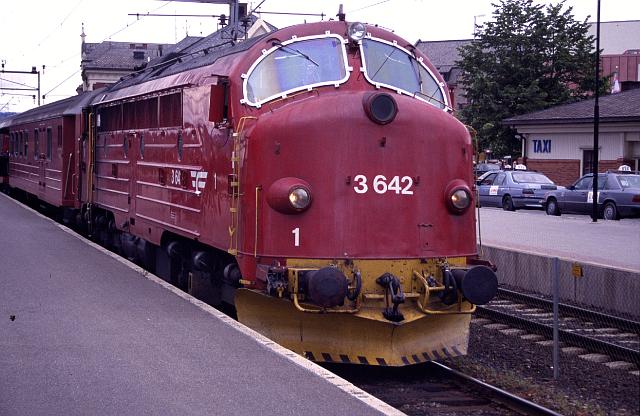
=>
[0,122,9,188]
[5,17,498,366]
[4,92,102,210]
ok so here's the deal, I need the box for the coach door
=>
[33,129,45,198]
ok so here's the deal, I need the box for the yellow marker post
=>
[571,263,583,278]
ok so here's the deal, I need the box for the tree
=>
[457,0,601,157]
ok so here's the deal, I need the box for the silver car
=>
[543,171,640,220]
[477,170,561,211]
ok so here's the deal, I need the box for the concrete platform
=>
[0,194,402,416]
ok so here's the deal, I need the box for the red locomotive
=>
[1,17,497,366]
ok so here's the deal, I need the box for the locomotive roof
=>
[105,16,277,93]
[3,89,105,127]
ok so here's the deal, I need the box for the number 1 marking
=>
[292,227,300,247]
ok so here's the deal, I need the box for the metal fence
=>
[477,245,640,380]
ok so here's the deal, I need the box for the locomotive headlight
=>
[267,178,313,214]
[348,22,366,42]
[444,180,473,215]
[289,187,311,210]
[451,189,470,210]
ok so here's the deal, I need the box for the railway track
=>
[329,361,562,416]
[478,287,640,367]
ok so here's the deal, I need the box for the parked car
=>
[474,162,501,176]
[477,169,561,211]
[543,170,640,220]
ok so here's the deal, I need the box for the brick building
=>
[503,88,640,186]
[602,49,640,92]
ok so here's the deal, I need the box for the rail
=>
[497,287,640,334]
[428,362,564,416]
[477,305,640,365]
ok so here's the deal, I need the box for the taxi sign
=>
[514,164,527,170]
[618,165,631,172]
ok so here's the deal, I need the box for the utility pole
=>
[0,63,42,106]
[591,0,601,222]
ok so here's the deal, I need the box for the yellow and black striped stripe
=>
[303,345,464,366]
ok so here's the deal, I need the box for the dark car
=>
[477,169,561,210]
[474,162,501,176]
[543,170,640,220]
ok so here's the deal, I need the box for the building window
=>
[582,149,594,175]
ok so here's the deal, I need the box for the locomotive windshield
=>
[243,35,349,106]
[361,38,448,110]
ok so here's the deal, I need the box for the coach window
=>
[34,129,39,160]
[18,133,23,156]
[23,132,28,158]
[57,126,63,147]
[360,38,448,110]
[159,93,182,127]
[46,128,52,160]
[243,35,349,106]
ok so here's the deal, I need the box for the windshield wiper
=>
[371,47,397,79]
[272,41,319,67]
[409,54,424,94]
[414,89,447,108]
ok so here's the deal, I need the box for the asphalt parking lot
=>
[476,207,640,271]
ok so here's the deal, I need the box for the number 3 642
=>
[353,175,414,195]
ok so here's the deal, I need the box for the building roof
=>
[414,39,472,85]
[414,39,472,73]
[107,16,277,92]
[504,87,640,125]
[82,41,176,71]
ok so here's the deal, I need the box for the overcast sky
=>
[1,0,637,112]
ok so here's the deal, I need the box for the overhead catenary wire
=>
[249,0,268,16]
[43,69,81,99]
[0,77,35,89]
[347,0,393,13]
[105,1,174,40]
[8,1,177,111]
[33,0,86,49]
[0,96,16,112]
